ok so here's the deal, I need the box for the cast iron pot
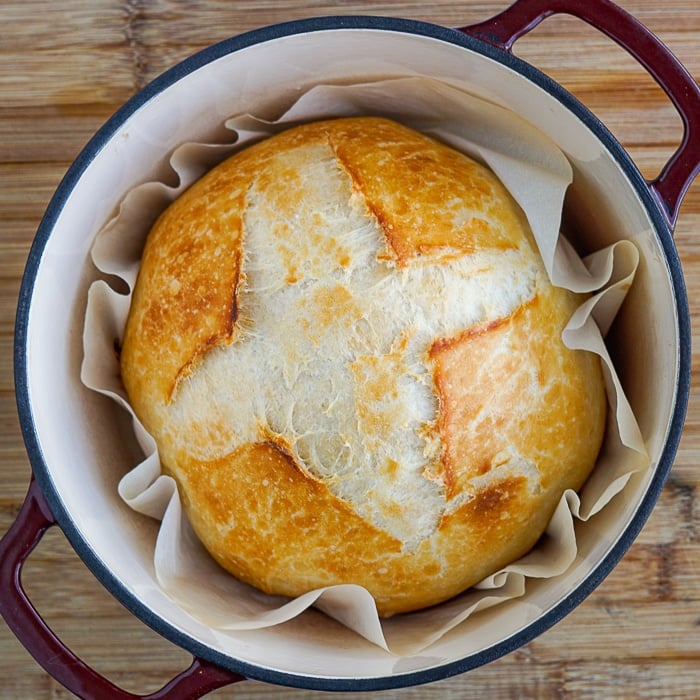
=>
[2,0,698,697]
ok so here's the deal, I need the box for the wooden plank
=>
[0,106,118,163]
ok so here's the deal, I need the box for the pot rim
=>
[13,14,691,691]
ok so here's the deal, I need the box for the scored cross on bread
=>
[120,117,606,616]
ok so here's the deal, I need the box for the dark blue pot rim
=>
[13,14,691,692]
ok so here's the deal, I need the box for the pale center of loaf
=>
[169,141,540,548]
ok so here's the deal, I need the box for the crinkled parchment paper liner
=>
[82,77,648,658]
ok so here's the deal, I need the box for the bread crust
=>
[121,117,607,616]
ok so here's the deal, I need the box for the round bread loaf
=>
[120,116,607,617]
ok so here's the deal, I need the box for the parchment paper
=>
[81,77,648,657]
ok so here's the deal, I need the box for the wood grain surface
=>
[1,1,699,698]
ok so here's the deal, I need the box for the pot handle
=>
[459,0,700,229]
[0,477,245,699]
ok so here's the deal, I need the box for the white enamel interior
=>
[23,26,681,685]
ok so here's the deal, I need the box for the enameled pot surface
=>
[8,8,693,695]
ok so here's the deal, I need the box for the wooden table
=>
[1,1,698,697]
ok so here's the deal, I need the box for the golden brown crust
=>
[431,284,602,502]
[327,118,524,265]
[121,116,607,617]
[120,170,247,408]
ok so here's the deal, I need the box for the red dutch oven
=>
[2,0,698,696]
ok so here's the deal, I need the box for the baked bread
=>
[120,116,607,617]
